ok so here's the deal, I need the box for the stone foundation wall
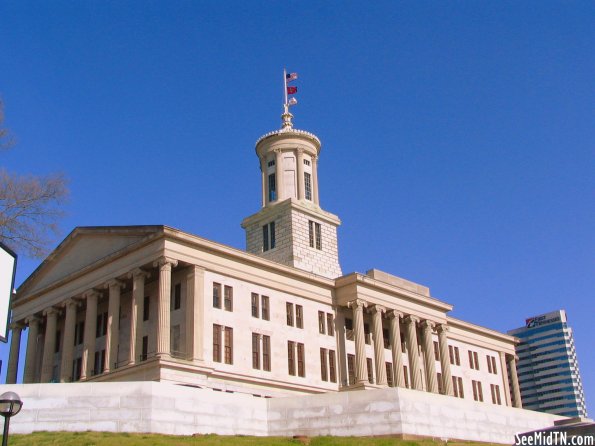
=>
[0,382,563,443]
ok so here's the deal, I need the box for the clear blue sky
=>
[1,2,593,412]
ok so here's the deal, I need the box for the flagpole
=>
[283,68,288,112]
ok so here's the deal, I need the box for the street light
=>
[0,391,22,446]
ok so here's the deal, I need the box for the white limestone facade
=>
[4,108,540,439]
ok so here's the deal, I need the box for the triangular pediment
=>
[17,226,164,297]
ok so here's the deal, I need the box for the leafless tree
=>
[0,100,68,258]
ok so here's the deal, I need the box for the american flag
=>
[286,72,298,83]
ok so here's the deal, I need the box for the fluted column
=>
[274,149,284,201]
[499,351,513,407]
[296,149,305,200]
[80,290,99,380]
[128,269,149,365]
[40,307,60,383]
[437,324,454,396]
[186,265,205,361]
[404,315,422,390]
[6,322,24,384]
[507,354,522,408]
[59,298,78,382]
[387,310,405,387]
[370,305,387,386]
[24,316,40,383]
[347,299,368,385]
[311,155,320,205]
[154,256,178,357]
[104,279,124,373]
[421,320,438,393]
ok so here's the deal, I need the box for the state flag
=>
[287,86,297,94]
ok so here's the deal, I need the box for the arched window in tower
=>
[268,174,277,201]
[304,172,312,201]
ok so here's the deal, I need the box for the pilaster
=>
[186,265,205,361]
[507,353,522,408]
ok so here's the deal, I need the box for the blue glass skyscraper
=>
[508,310,588,418]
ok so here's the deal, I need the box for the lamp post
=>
[0,391,22,446]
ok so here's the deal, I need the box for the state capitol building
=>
[6,105,524,412]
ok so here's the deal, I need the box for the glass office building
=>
[508,310,588,418]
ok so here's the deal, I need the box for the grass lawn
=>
[8,432,501,446]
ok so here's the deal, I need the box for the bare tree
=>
[0,100,68,258]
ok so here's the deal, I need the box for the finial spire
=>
[282,68,298,130]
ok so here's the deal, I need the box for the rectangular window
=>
[73,357,82,381]
[173,283,181,310]
[304,172,312,200]
[469,350,480,370]
[367,358,374,384]
[213,324,222,363]
[434,341,440,361]
[96,312,108,338]
[74,321,84,346]
[315,223,321,250]
[487,355,498,374]
[437,372,443,394]
[141,335,148,361]
[491,384,502,405]
[263,335,271,371]
[297,343,305,377]
[386,362,394,387]
[94,349,106,375]
[347,354,355,385]
[453,376,465,399]
[492,356,497,374]
[318,311,325,334]
[268,173,276,201]
[296,305,303,328]
[487,355,492,373]
[383,328,390,348]
[364,323,371,345]
[303,159,310,166]
[263,225,269,252]
[252,333,260,369]
[143,296,150,321]
[251,293,259,318]
[288,341,295,376]
[326,313,334,336]
[224,285,233,312]
[261,296,270,321]
[309,221,315,248]
[224,327,233,364]
[262,222,276,252]
[329,350,337,383]
[474,351,479,370]
[404,365,410,388]
[213,283,221,309]
[268,159,275,167]
[472,380,484,402]
[320,348,328,381]
[286,302,294,326]
[55,330,61,353]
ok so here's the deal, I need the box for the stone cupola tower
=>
[241,106,342,279]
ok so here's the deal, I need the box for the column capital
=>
[153,256,178,269]
[25,315,40,326]
[347,299,367,310]
[419,319,435,330]
[506,353,519,362]
[403,314,419,324]
[128,267,150,280]
[386,309,404,320]
[82,289,101,300]
[436,323,449,334]
[61,298,80,309]
[273,148,283,154]
[9,321,24,330]
[368,304,386,315]
[104,279,125,290]
[43,307,60,317]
